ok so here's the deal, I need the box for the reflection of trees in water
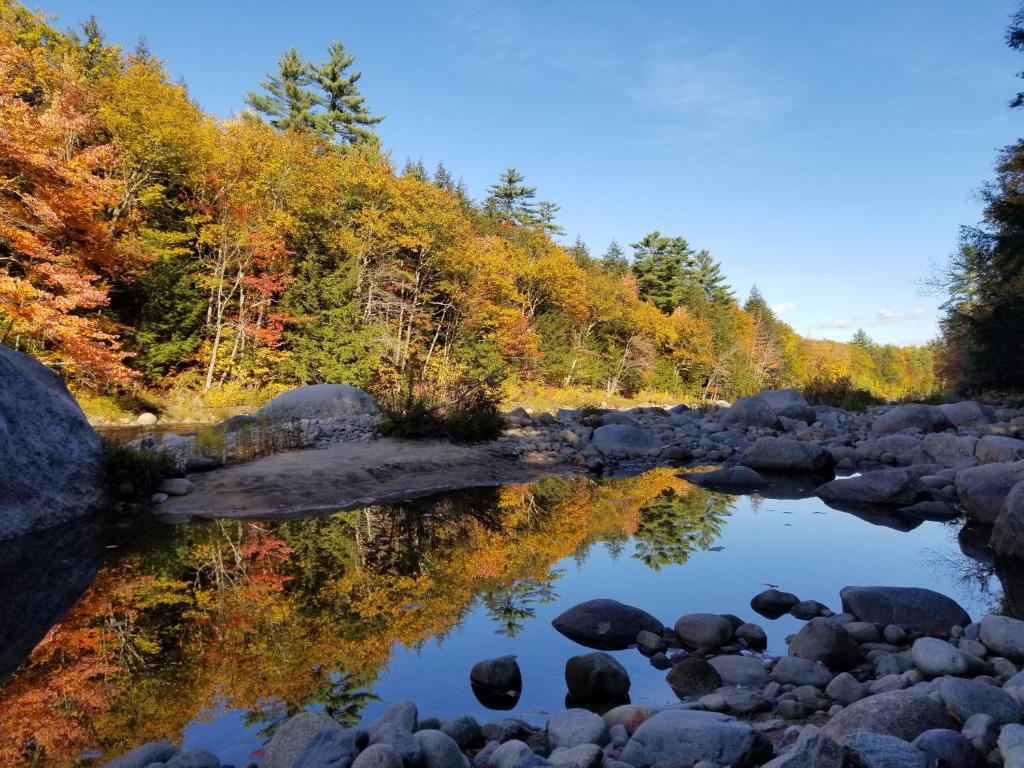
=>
[632,489,733,570]
[481,577,561,637]
[922,523,1004,617]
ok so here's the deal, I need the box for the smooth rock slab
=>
[822,691,956,741]
[772,656,834,688]
[840,586,970,634]
[551,599,663,651]
[256,383,379,422]
[619,709,772,768]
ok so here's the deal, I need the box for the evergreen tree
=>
[600,239,629,276]
[743,285,773,320]
[402,158,428,181]
[536,200,565,236]
[245,48,319,132]
[630,232,694,313]
[309,41,382,145]
[691,249,732,303]
[433,162,455,191]
[566,236,591,267]
[851,328,874,349]
[485,168,536,225]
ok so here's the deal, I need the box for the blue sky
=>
[44,0,1022,345]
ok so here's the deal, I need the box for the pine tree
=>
[567,236,591,267]
[601,239,629,276]
[245,49,319,132]
[402,158,427,181]
[630,232,693,313]
[851,328,874,349]
[485,168,536,225]
[692,249,732,303]
[744,285,773,320]
[433,162,455,191]
[536,200,565,236]
[309,41,382,145]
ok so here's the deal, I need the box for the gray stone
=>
[872,405,952,434]
[547,709,607,749]
[367,702,422,768]
[164,749,220,768]
[471,656,522,701]
[551,599,663,651]
[823,691,956,741]
[773,656,834,688]
[955,460,1024,524]
[636,629,667,655]
[735,623,768,651]
[0,345,104,539]
[992,482,1024,559]
[547,744,602,768]
[751,589,801,619]
[845,622,882,644]
[674,613,734,649]
[840,587,971,635]
[157,477,193,496]
[940,401,994,429]
[716,685,771,715]
[826,672,867,705]
[591,425,661,458]
[565,652,630,704]
[788,617,860,670]
[884,625,909,646]
[415,730,469,768]
[619,709,773,768]
[136,412,159,426]
[721,396,783,430]
[961,713,997,754]
[441,717,482,750]
[841,732,927,768]
[911,638,988,679]
[816,470,921,507]
[100,740,177,768]
[921,434,979,469]
[265,713,350,768]
[975,436,1024,464]
[911,729,978,768]
[485,740,548,768]
[256,383,378,422]
[937,676,1020,725]
[979,615,1024,660]
[292,728,369,768]
[740,437,834,474]
[352,744,405,768]
[666,657,723,699]
[790,600,832,620]
[761,726,844,768]
[998,724,1024,768]
[682,466,766,491]
[708,654,769,686]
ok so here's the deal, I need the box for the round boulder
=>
[565,651,630,705]
[551,599,663,651]
[788,617,860,670]
[674,613,735,649]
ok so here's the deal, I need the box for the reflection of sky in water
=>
[181,490,997,766]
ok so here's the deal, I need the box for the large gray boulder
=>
[0,345,103,540]
[976,435,1024,464]
[720,395,783,429]
[992,482,1024,559]
[264,712,351,768]
[551,599,663,650]
[938,677,1021,724]
[921,433,978,469]
[979,615,1024,660]
[740,437,834,474]
[788,617,860,669]
[872,405,952,435]
[839,586,970,634]
[955,461,1024,524]
[255,383,378,422]
[565,652,630,704]
[911,637,988,679]
[619,709,772,768]
[822,691,956,741]
[100,740,178,768]
[816,470,922,508]
[591,425,661,458]
[841,732,927,768]
[939,401,994,429]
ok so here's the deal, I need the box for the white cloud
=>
[873,308,927,325]
[771,301,795,315]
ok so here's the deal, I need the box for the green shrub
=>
[373,370,503,442]
[801,377,881,411]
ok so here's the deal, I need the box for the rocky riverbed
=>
[103,583,1024,768]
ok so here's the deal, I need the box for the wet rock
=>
[708,654,769,686]
[840,587,971,635]
[666,657,723,699]
[471,656,522,709]
[937,676,1021,724]
[591,425,661,458]
[979,615,1024,660]
[911,729,978,768]
[872,405,952,434]
[619,709,773,768]
[816,470,922,508]
[551,599,663,651]
[773,656,834,688]
[674,613,734,649]
[823,691,956,741]
[826,672,868,705]
[955,461,1024,524]
[546,709,607,749]
[353,744,405,768]
[788,618,860,670]
[740,437,834,474]
[911,638,988,679]
[751,589,801,619]
[415,730,470,768]
[636,630,667,655]
[841,732,927,768]
[100,740,177,768]
[565,652,630,705]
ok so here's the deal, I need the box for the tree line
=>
[0,1,936,407]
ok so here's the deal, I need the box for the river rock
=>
[721,395,784,430]
[135,411,159,426]
[674,613,734,648]
[921,434,979,469]
[708,654,769,686]
[565,652,630,704]
[911,638,988,679]
[353,744,404,768]
[367,702,422,768]
[619,709,773,768]
[591,425,661,458]
[682,466,766,491]
[256,383,379,422]
[979,615,1024,660]
[485,740,548,768]
[667,657,723,698]
[751,588,801,619]
[940,401,994,429]
[790,599,832,619]
[293,727,369,768]
[158,477,193,496]
[736,622,768,650]
[872,405,951,434]
[772,656,834,687]
[101,740,178,768]
[788,618,860,669]
[839,587,971,634]
[762,726,844,768]
[956,461,1024,524]
[165,749,220,768]
[911,729,978,768]
[992,482,1024,559]
[551,599,663,650]
[547,744,602,768]
[976,435,1024,464]
[547,709,607,749]
[823,691,955,741]
[0,345,104,539]
[440,717,482,750]
[999,724,1024,768]
[415,730,469,768]
[816,470,922,507]
[826,671,868,705]
[471,656,522,708]
[265,712,352,768]
[740,437,835,474]
[841,732,927,768]
[938,676,1021,724]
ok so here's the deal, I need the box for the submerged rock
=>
[565,651,630,705]
[471,656,522,710]
[751,588,801,619]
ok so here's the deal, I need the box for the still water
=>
[0,467,1006,766]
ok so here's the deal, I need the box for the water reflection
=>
[0,467,1008,767]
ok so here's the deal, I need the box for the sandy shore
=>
[159,438,582,522]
